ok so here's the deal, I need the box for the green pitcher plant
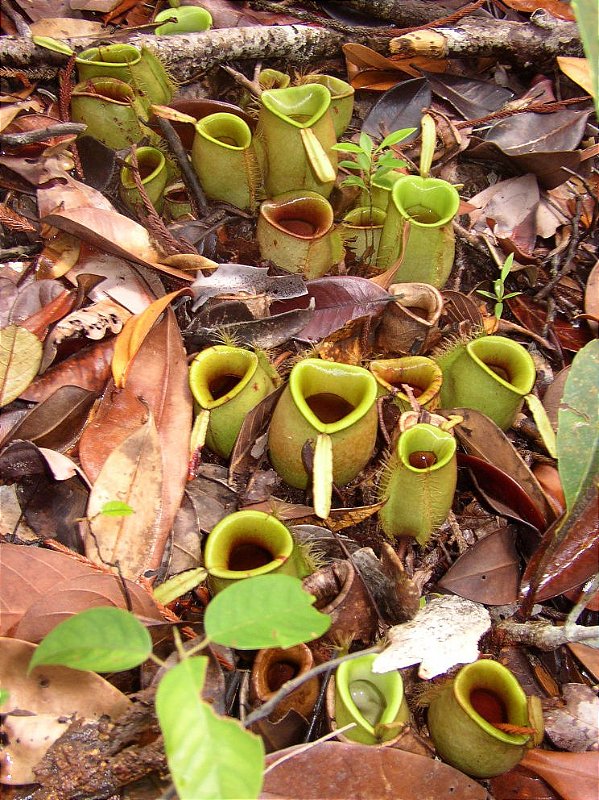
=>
[268,358,378,519]
[257,191,343,278]
[436,334,536,430]
[369,357,443,412]
[297,74,355,137]
[376,175,461,287]
[119,146,168,214]
[76,43,174,106]
[328,653,410,745]
[70,77,154,150]
[191,112,264,211]
[189,345,277,459]
[154,5,212,35]
[340,206,387,268]
[203,510,309,594]
[378,422,457,545]
[257,84,338,197]
[427,659,542,778]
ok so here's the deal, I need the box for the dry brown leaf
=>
[29,17,105,37]
[520,749,599,800]
[78,311,193,575]
[85,413,163,581]
[0,325,42,407]
[36,232,81,281]
[0,637,130,785]
[111,288,190,388]
[0,543,92,636]
[13,572,164,643]
[262,741,488,799]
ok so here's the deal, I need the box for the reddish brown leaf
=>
[262,742,489,799]
[458,453,547,531]
[451,409,555,527]
[19,289,77,340]
[501,0,575,21]
[79,310,193,574]
[13,572,164,643]
[0,543,92,636]
[508,295,592,353]
[271,276,392,342]
[20,338,115,402]
[568,643,599,682]
[438,527,520,605]
[520,484,599,610]
[491,765,562,800]
[520,749,599,800]
[1,385,97,452]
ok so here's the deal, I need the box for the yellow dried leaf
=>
[557,57,593,97]
[0,325,42,407]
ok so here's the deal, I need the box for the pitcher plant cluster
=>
[8,40,558,800]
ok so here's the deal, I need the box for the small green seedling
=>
[477,252,522,319]
[99,500,135,517]
[332,129,415,203]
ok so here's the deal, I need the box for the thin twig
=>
[0,123,87,147]
[243,645,383,727]
[155,116,209,217]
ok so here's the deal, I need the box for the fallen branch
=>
[497,619,599,650]
[0,25,344,81]
[390,10,582,67]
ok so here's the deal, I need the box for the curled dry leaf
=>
[262,741,489,799]
[544,684,599,753]
[0,637,130,785]
[67,252,161,313]
[0,385,97,452]
[19,338,115,403]
[85,413,163,581]
[2,279,65,328]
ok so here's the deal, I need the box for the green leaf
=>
[331,142,364,154]
[476,290,495,300]
[0,688,8,707]
[379,127,417,149]
[500,252,515,282]
[572,0,599,116]
[0,325,43,407]
[375,154,408,170]
[494,301,504,319]
[156,657,264,800]
[204,574,331,649]
[153,568,208,605]
[556,339,599,511]
[356,152,371,173]
[100,500,135,517]
[359,131,373,156]
[341,176,367,189]
[338,159,362,171]
[32,36,74,56]
[28,607,152,673]
[525,394,558,458]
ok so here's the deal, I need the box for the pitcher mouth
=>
[261,195,333,239]
[261,85,331,128]
[195,113,252,150]
[392,176,460,227]
[466,337,535,395]
[189,346,257,409]
[289,359,377,434]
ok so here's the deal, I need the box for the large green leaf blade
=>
[556,339,599,511]
[28,607,152,673]
[156,657,264,800]
[204,574,331,649]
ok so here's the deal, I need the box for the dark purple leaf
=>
[361,78,430,141]
[423,71,514,120]
[271,276,392,341]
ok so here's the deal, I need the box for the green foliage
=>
[476,252,522,319]
[156,657,264,800]
[28,607,152,673]
[332,129,415,199]
[153,567,208,605]
[556,339,599,511]
[572,0,599,117]
[100,500,135,517]
[32,36,74,56]
[204,574,331,649]
[0,688,8,706]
